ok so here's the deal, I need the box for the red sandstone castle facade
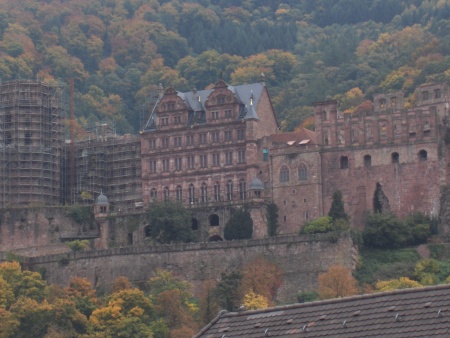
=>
[138,80,450,240]
[2,79,449,245]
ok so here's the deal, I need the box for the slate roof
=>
[194,284,450,338]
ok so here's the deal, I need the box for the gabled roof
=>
[194,284,450,338]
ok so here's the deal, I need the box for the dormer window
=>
[217,96,225,104]
[167,102,175,110]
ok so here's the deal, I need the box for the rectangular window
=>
[173,116,181,124]
[224,131,232,141]
[187,156,195,169]
[149,139,156,149]
[200,154,208,168]
[238,150,246,163]
[175,157,182,171]
[186,134,194,146]
[149,160,157,173]
[225,110,232,118]
[211,131,219,143]
[161,138,169,148]
[162,159,170,172]
[167,102,175,110]
[217,96,225,104]
[212,153,220,166]
[237,129,245,140]
[211,111,219,120]
[225,152,233,165]
[199,133,207,144]
[174,136,182,147]
[161,117,169,126]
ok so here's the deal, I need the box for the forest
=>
[1,0,450,135]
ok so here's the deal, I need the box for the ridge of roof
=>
[219,283,450,319]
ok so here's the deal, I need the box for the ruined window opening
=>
[191,218,199,230]
[373,182,390,214]
[324,137,329,145]
[390,96,397,107]
[209,214,219,227]
[280,165,290,183]
[364,155,372,167]
[422,91,429,101]
[391,152,399,164]
[144,225,152,237]
[305,212,309,220]
[379,99,386,109]
[322,110,328,121]
[283,215,287,222]
[340,156,349,169]
[419,149,428,161]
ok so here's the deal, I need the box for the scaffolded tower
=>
[0,80,64,207]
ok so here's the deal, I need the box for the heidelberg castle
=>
[1,79,449,244]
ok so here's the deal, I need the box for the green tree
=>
[328,190,349,222]
[301,216,333,234]
[214,271,242,312]
[362,213,411,249]
[266,203,279,237]
[146,201,194,244]
[224,208,253,240]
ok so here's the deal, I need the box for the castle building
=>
[1,79,450,245]
[140,79,278,240]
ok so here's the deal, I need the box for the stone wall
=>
[25,233,356,303]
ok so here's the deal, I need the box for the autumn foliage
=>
[318,265,359,299]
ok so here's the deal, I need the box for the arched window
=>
[298,164,307,181]
[280,165,290,183]
[176,185,182,201]
[214,182,220,201]
[239,179,246,200]
[209,214,219,226]
[391,152,399,164]
[419,149,428,161]
[201,182,208,203]
[340,156,349,169]
[226,180,233,201]
[150,188,157,201]
[163,186,169,201]
[364,155,371,167]
[189,184,195,204]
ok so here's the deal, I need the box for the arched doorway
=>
[208,235,223,242]
[209,214,219,227]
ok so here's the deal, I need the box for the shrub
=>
[362,213,410,249]
[66,240,90,252]
[301,216,333,234]
[297,290,319,303]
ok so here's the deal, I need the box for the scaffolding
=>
[0,80,64,207]
[73,122,142,211]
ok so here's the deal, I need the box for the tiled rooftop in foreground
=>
[194,284,450,338]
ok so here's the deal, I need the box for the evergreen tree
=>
[224,208,253,240]
[328,190,349,221]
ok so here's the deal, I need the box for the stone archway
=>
[208,235,223,242]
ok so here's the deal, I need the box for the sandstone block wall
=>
[25,234,356,303]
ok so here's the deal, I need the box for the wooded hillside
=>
[1,0,450,134]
